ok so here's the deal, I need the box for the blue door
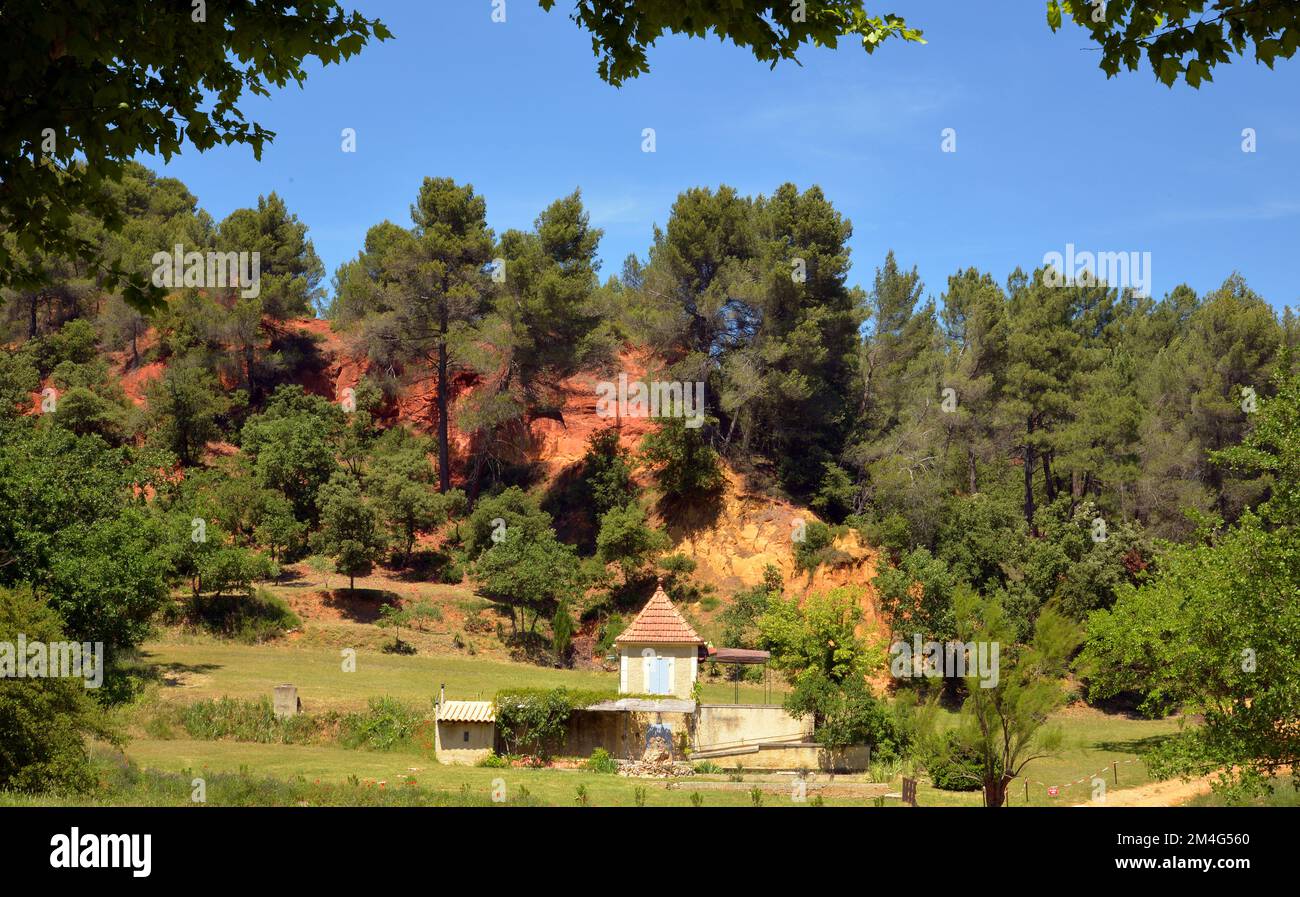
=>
[649,656,671,694]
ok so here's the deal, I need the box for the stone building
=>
[615,586,705,700]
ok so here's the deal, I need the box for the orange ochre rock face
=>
[101,317,884,610]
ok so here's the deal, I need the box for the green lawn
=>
[97,739,867,807]
[139,637,774,710]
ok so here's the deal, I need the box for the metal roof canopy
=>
[711,648,770,664]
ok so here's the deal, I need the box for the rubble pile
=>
[618,736,695,778]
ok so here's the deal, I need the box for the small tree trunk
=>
[983,775,1011,808]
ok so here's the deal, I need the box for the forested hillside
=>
[3,162,1298,795]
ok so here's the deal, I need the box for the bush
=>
[928,733,984,791]
[338,697,425,752]
[494,687,616,760]
[584,747,618,774]
[594,613,626,656]
[0,586,117,793]
[793,521,839,573]
[464,612,493,635]
[475,752,510,768]
[185,587,300,643]
[640,417,724,500]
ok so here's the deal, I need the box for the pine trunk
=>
[437,307,450,493]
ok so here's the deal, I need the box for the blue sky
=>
[139,1,1300,311]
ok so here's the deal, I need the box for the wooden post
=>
[1113,760,1118,785]
[1024,779,1029,804]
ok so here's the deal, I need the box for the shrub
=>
[494,687,616,760]
[793,520,838,572]
[584,747,618,774]
[927,733,984,791]
[186,587,300,644]
[640,416,724,500]
[463,612,493,635]
[338,697,425,752]
[594,613,626,656]
[475,752,509,769]
[0,586,117,793]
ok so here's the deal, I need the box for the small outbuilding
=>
[434,693,496,765]
[615,586,705,700]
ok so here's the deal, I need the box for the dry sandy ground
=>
[1074,773,1218,807]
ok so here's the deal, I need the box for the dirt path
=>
[1074,773,1218,807]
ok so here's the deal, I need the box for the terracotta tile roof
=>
[615,586,704,645]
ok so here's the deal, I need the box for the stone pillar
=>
[273,684,300,719]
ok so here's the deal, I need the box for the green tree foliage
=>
[719,565,782,650]
[758,587,896,751]
[464,486,553,560]
[0,586,117,793]
[216,192,325,320]
[0,422,171,651]
[351,178,494,493]
[240,386,344,523]
[538,1,925,86]
[1048,0,1300,88]
[641,416,725,500]
[475,512,581,635]
[580,429,638,517]
[1082,364,1300,795]
[551,596,577,666]
[146,360,230,466]
[942,589,1081,807]
[595,501,669,581]
[313,473,386,591]
[0,349,38,417]
[0,1,388,307]
[365,429,456,567]
[874,547,959,643]
[547,0,1299,93]
[487,191,608,418]
[747,185,865,493]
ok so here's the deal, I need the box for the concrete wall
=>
[562,710,695,760]
[705,743,872,772]
[695,704,812,752]
[435,720,495,766]
[618,643,698,699]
